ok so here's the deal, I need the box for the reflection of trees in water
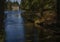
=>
[24,23,34,42]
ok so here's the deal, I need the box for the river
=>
[4,10,25,42]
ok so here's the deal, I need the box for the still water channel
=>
[4,10,25,42]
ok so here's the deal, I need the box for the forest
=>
[21,0,60,42]
[0,0,60,42]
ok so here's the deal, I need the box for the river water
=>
[4,10,25,42]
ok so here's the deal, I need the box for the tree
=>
[6,0,12,10]
[0,0,6,42]
[21,0,57,42]
[12,1,19,6]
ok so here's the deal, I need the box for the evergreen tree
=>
[13,1,19,6]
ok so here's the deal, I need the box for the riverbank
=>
[21,11,60,42]
[0,30,5,42]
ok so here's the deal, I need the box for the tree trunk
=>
[0,0,6,42]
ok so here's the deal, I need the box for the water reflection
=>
[4,11,25,42]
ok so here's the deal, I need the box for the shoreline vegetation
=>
[21,0,60,42]
[0,0,59,42]
[21,10,59,42]
[5,0,20,11]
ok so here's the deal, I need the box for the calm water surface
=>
[4,10,25,42]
